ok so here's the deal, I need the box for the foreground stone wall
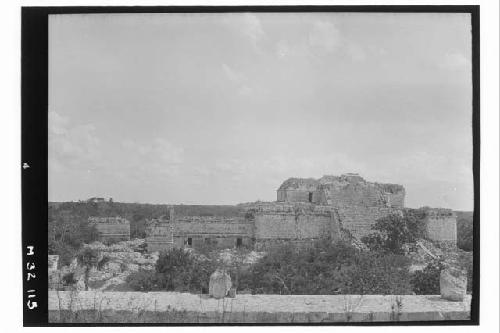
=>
[49,291,471,323]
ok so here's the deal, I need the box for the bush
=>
[238,239,413,295]
[126,248,218,293]
[62,272,77,285]
[346,253,412,294]
[48,214,100,266]
[410,260,444,294]
[457,217,473,252]
[126,270,160,291]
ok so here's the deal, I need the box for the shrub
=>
[126,248,218,293]
[457,217,473,252]
[48,214,100,266]
[62,272,77,285]
[238,240,412,295]
[410,260,444,294]
[126,270,160,291]
[346,253,412,295]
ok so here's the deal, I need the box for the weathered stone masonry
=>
[88,217,130,244]
[423,208,457,245]
[141,174,457,252]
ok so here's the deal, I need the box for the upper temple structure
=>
[277,173,405,208]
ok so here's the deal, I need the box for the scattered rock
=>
[106,262,122,274]
[127,263,139,272]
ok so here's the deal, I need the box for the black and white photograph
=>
[17,5,488,326]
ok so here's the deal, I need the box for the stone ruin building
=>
[141,173,457,252]
[145,211,254,252]
[88,216,131,244]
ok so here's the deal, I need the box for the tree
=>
[362,209,426,254]
[457,217,473,252]
[410,259,444,294]
[76,247,108,291]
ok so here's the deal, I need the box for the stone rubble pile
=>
[217,248,266,266]
[49,239,159,292]
[407,239,472,271]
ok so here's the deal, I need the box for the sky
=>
[48,13,473,210]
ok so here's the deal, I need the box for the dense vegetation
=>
[126,248,215,293]
[126,240,414,295]
[237,240,413,295]
[361,209,427,254]
[456,211,473,252]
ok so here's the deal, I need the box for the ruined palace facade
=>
[143,174,457,252]
[88,216,131,244]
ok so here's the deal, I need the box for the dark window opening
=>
[236,238,243,247]
[308,192,313,202]
[187,238,192,246]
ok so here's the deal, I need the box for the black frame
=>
[21,5,480,326]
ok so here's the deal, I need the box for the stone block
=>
[440,267,467,301]
[209,270,232,299]
[48,255,59,271]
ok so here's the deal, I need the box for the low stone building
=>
[145,218,174,253]
[88,217,131,244]
[172,216,254,249]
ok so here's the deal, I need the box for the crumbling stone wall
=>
[145,207,176,252]
[146,218,174,252]
[277,190,314,203]
[276,178,319,203]
[277,174,405,209]
[335,206,400,239]
[423,209,457,245]
[88,217,130,244]
[318,179,405,208]
[248,203,340,248]
[172,216,254,249]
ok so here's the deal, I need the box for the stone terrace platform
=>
[49,291,471,323]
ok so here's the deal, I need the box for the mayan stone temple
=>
[143,173,457,252]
